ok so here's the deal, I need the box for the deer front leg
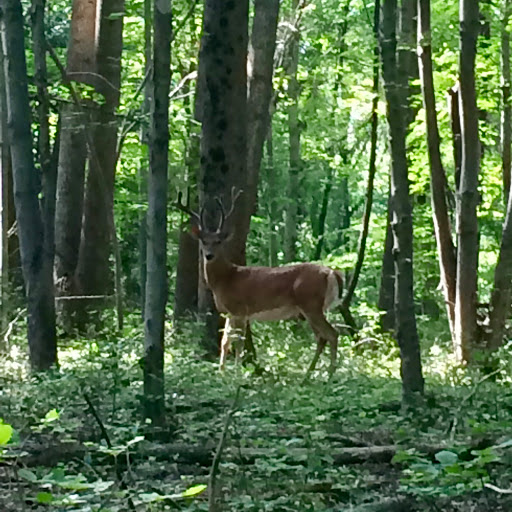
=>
[303,311,338,377]
[219,316,246,371]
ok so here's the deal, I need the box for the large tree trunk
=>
[143,0,172,430]
[454,0,480,362]
[417,0,457,342]
[502,0,512,204]
[1,0,57,370]
[379,0,424,400]
[198,0,249,353]
[284,0,301,263]
[448,85,462,192]
[75,0,124,310]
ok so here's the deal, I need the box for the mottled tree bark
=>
[1,0,57,370]
[198,0,249,353]
[144,0,172,430]
[379,0,424,399]
[455,0,480,362]
[417,0,457,342]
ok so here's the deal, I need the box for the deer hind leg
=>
[302,311,338,376]
[219,316,246,371]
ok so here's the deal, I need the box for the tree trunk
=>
[378,203,395,332]
[246,0,280,222]
[448,85,462,192]
[417,0,457,342]
[76,0,124,309]
[314,165,333,261]
[1,0,57,370]
[143,0,172,430]
[502,0,512,204]
[343,0,380,308]
[198,0,249,353]
[284,0,301,263]
[266,127,279,267]
[379,0,424,399]
[455,0,480,362]
[67,0,98,86]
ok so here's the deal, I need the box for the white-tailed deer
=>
[176,190,343,376]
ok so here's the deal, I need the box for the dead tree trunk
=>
[455,0,480,362]
[1,0,57,370]
[143,0,172,430]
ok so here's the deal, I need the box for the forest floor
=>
[1,313,512,511]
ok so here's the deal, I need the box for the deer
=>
[176,189,343,377]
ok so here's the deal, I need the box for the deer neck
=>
[204,255,236,289]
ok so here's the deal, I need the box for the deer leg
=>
[219,316,246,371]
[303,311,338,376]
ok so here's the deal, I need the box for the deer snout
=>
[205,252,214,261]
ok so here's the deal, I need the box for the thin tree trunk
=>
[139,0,152,317]
[0,23,10,334]
[455,0,480,362]
[314,166,333,261]
[502,0,512,204]
[379,0,424,399]
[448,85,462,192]
[284,0,301,263]
[417,0,457,342]
[343,0,380,308]
[266,127,279,267]
[246,0,280,221]
[1,0,57,370]
[144,0,172,430]
[378,205,395,332]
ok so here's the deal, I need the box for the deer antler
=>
[215,188,243,233]
[174,191,202,225]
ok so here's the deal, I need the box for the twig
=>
[83,392,112,449]
[2,309,26,349]
[484,483,512,494]
[171,0,199,43]
[208,386,242,512]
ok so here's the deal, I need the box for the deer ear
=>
[190,224,201,240]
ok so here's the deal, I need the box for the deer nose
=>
[205,253,214,261]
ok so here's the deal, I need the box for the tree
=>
[197,0,249,352]
[76,0,125,309]
[417,0,457,342]
[454,0,480,362]
[143,0,172,430]
[501,0,512,204]
[0,0,57,370]
[379,0,424,400]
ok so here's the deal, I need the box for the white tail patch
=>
[323,271,341,311]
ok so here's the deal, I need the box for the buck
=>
[177,190,343,376]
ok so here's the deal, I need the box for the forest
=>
[2,0,512,510]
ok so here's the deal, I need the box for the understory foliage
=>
[1,314,512,511]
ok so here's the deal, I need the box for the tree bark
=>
[76,0,124,308]
[448,85,462,192]
[379,0,424,399]
[66,0,98,86]
[455,0,480,362]
[143,0,172,430]
[198,0,249,353]
[0,0,57,370]
[266,127,279,266]
[502,0,512,204]
[417,0,457,343]
[246,0,280,222]
[284,0,301,263]
[378,195,395,332]
[343,0,380,308]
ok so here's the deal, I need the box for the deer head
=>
[176,188,243,263]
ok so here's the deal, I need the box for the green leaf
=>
[182,484,207,498]
[36,492,53,504]
[43,409,60,423]
[435,450,458,466]
[0,422,13,446]
[18,468,38,482]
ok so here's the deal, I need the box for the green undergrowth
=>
[1,312,512,511]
